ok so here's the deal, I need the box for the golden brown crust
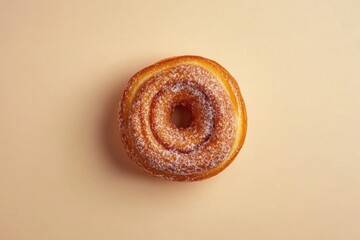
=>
[119,56,247,181]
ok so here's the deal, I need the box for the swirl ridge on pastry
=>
[119,56,247,181]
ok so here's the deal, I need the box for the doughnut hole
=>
[171,104,192,128]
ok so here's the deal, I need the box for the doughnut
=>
[119,56,247,181]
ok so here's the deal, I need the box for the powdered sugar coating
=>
[119,56,246,181]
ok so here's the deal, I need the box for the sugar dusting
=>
[121,64,236,180]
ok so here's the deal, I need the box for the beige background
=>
[1,0,359,239]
